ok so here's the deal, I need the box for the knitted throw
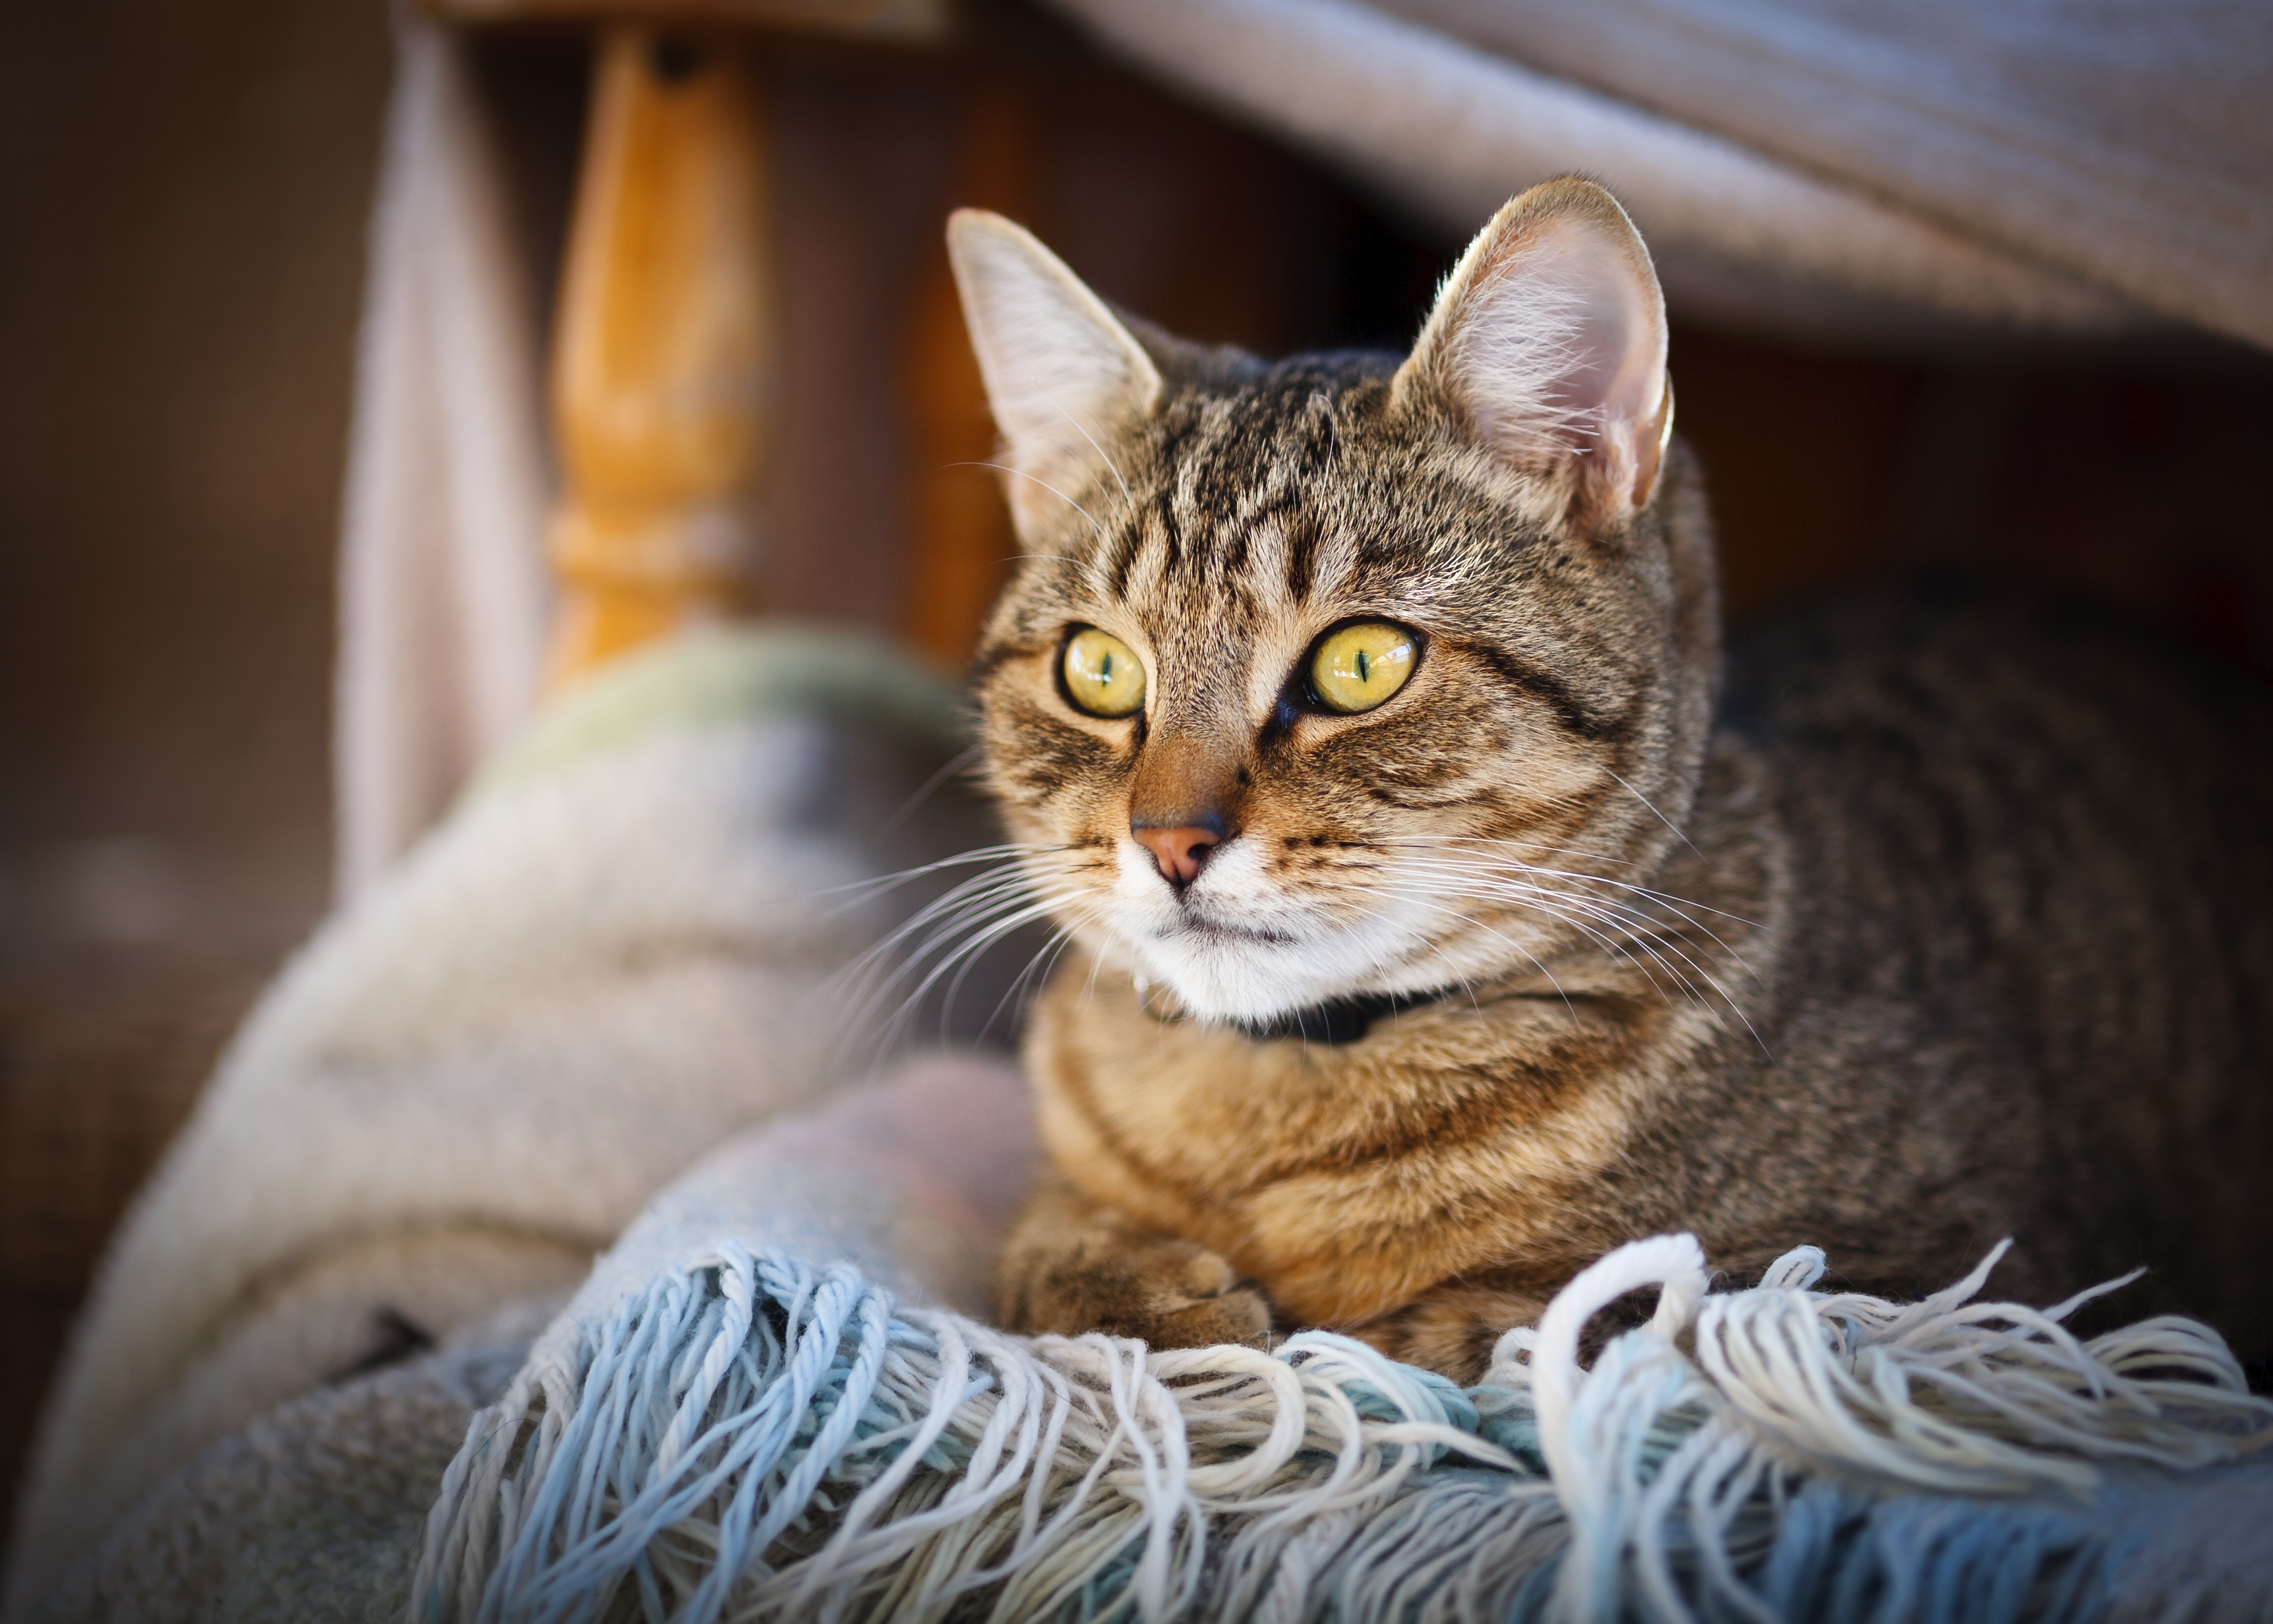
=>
[411,1232,2272,1623]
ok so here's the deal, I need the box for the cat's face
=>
[954,180,1717,1024]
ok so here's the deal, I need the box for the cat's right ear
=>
[1393,179,1672,535]
[946,210,1161,521]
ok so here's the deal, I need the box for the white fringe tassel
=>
[411,1236,2272,1623]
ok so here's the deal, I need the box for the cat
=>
[944,177,2273,1382]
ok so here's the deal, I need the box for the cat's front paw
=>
[1000,1223,1272,1349]
[1122,1240,1275,1349]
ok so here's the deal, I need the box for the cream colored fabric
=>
[1042,0,2271,349]
[333,17,550,904]
[5,629,1003,1616]
[1392,0,2273,350]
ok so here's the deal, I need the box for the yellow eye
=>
[1310,622,1418,714]
[1062,627,1147,718]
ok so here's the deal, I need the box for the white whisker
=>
[1391,863,1722,989]
[1385,844,1760,961]
[877,745,984,840]
[950,461,1108,546]
[1377,879,1700,1012]
[1053,403,1136,516]
[1379,858,1769,1051]
[845,886,1083,1058]
[1589,758,1704,859]
[1368,889,1578,1022]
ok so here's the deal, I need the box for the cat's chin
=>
[1126,922,1431,1028]
[1097,838,1478,1024]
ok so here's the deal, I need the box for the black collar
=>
[1231,985,1450,1045]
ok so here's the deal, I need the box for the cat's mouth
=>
[1165,911,1300,948]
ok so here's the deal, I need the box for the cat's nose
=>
[1134,824,1221,886]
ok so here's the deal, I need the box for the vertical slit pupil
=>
[1356,649,1370,683]
[1099,652,1114,681]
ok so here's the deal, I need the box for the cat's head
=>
[952,178,1719,1026]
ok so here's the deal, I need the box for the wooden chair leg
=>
[544,25,773,691]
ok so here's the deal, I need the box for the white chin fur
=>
[1103,836,1441,1026]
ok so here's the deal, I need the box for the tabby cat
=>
[946,178,2273,1381]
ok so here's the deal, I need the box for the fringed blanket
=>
[405,1107,2273,1623]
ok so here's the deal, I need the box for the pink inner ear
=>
[1548,252,1648,442]
[1452,218,1665,490]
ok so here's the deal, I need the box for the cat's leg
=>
[993,1171,1272,1348]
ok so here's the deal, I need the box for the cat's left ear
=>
[1393,178,1672,532]
[946,210,1162,521]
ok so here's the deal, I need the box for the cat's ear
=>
[946,210,1161,515]
[1394,178,1672,531]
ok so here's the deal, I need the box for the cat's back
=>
[1721,581,2273,1337]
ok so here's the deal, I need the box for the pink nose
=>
[1134,825,1220,885]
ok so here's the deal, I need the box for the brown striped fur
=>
[949,181,2273,1381]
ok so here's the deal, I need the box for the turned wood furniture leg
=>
[544,26,774,691]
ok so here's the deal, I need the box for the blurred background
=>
[4,0,2270,1530]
